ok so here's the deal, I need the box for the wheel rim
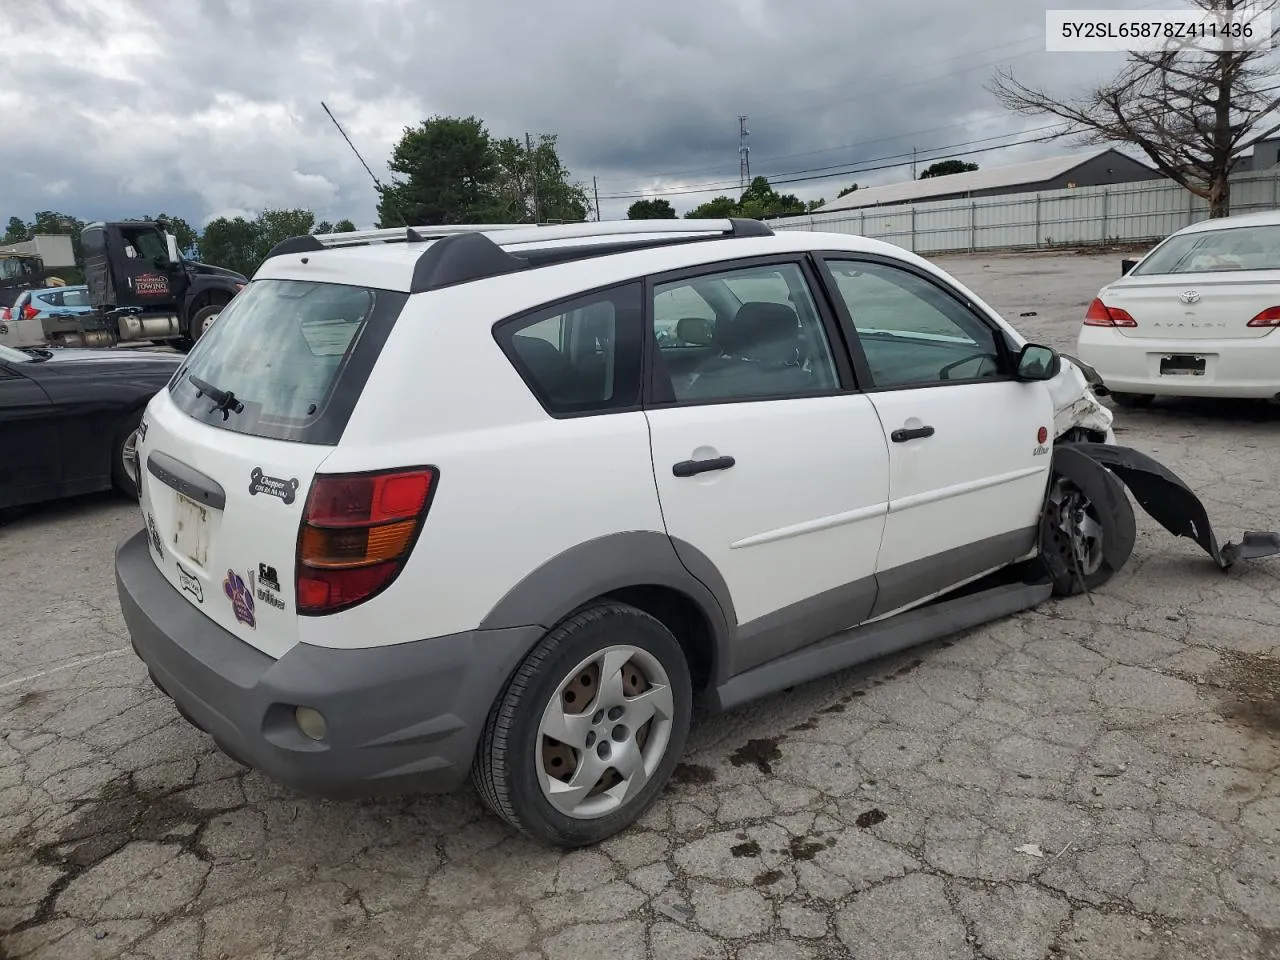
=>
[1048,477,1104,577]
[200,310,219,336]
[536,645,675,820]
[121,428,140,487]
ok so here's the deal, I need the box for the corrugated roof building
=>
[818,148,1163,212]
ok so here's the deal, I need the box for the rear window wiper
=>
[189,374,245,420]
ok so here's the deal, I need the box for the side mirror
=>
[1016,343,1061,381]
[675,316,715,345]
[165,232,181,263]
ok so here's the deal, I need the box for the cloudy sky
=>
[1,0,1173,229]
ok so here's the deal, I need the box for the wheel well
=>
[600,585,716,692]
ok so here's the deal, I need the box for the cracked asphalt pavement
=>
[3,251,1279,960]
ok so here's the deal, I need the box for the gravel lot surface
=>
[2,251,1278,960]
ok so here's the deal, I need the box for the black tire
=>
[189,303,224,344]
[1111,392,1154,409]
[472,601,693,848]
[110,409,144,499]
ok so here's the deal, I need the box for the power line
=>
[594,0,1174,189]
[598,128,1075,202]
[596,125,1065,200]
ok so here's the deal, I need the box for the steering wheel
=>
[938,353,998,381]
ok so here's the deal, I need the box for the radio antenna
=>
[320,101,409,228]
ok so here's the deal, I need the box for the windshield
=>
[168,278,405,444]
[0,256,39,283]
[1133,224,1280,275]
[0,343,32,363]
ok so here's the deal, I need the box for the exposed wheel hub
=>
[1048,477,1104,578]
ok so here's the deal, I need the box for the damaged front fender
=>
[1066,442,1280,570]
[1050,355,1114,442]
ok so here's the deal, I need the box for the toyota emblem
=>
[1179,289,1201,304]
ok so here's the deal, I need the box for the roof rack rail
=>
[264,217,773,262]
[260,217,777,291]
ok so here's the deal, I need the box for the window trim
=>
[813,252,1020,394]
[491,280,646,420]
[642,253,859,409]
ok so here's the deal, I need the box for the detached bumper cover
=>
[1069,442,1280,569]
[115,529,540,797]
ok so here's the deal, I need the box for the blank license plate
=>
[1160,355,1206,376]
[174,493,210,567]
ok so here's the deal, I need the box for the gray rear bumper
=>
[114,529,540,798]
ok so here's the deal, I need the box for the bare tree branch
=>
[987,0,1280,215]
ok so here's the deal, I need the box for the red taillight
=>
[296,467,437,615]
[0,307,9,321]
[1083,298,1136,327]
[21,304,39,321]
[1247,306,1280,328]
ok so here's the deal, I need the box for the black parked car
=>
[0,343,182,511]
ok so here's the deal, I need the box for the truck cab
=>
[48,221,249,351]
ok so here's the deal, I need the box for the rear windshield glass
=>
[168,279,401,444]
[1133,224,1280,275]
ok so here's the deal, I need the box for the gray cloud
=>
[0,0,1145,229]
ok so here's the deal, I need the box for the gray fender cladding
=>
[1069,442,1280,569]
[1049,444,1137,573]
[476,530,734,653]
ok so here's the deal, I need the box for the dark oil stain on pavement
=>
[788,835,826,861]
[1211,651,1280,734]
[856,808,888,829]
[731,840,761,858]
[671,763,717,785]
[8,773,242,940]
[15,690,47,710]
[753,869,785,886]
[730,737,783,775]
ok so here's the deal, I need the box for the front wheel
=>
[472,602,692,847]
[1042,475,1118,595]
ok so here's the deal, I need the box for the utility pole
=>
[593,176,600,221]
[912,146,917,180]
[738,115,751,197]
[526,133,541,223]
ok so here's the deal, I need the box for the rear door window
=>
[168,278,406,444]
[495,282,644,416]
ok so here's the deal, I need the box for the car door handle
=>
[673,456,735,478]
[890,425,935,443]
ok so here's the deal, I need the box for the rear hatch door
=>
[137,276,406,658]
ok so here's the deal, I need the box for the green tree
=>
[313,220,335,235]
[377,117,590,226]
[197,208,315,277]
[491,133,591,223]
[837,183,859,198]
[198,216,259,277]
[685,195,739,218]
[919,160,979,179]
[334,219,357,232]
[2,216,26,244]
[377,116,503,226]
[685,177,807,220]
[627,198,677,219]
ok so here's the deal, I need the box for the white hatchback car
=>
[115,219,1276,847]
[1077,210,1280,406]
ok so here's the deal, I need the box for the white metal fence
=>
[767,169,1280,254]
